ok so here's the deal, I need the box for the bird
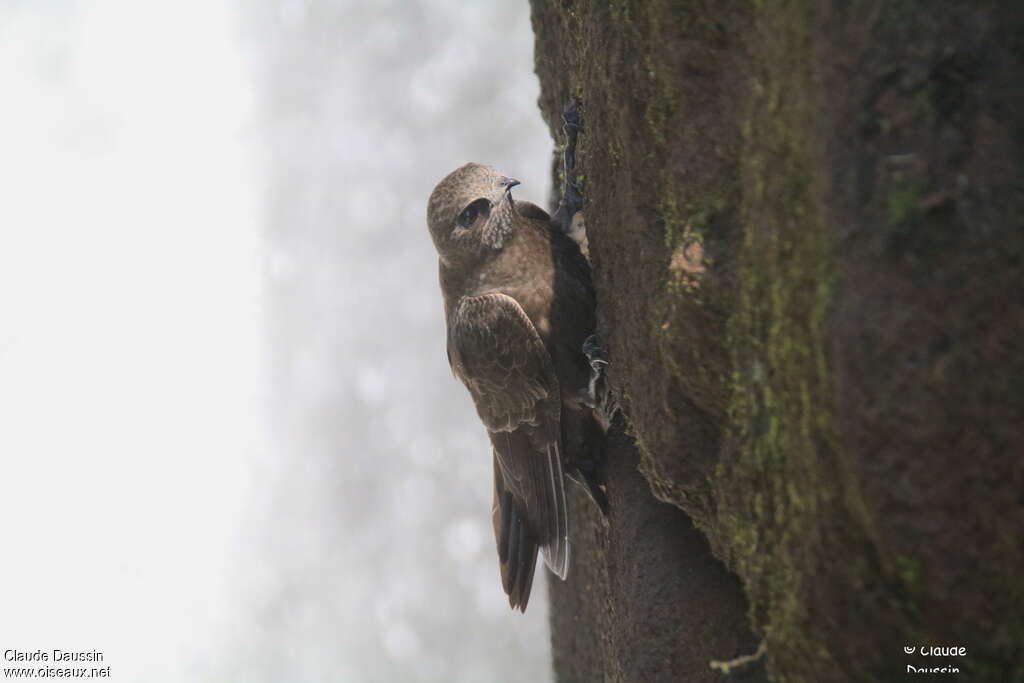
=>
[426,161,608,611]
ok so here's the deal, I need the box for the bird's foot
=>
[582,333,608,370]
[553,101,585,235]
[582,334,620,425]
[562,101,583,135]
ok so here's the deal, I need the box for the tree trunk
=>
[530,2,1024,681]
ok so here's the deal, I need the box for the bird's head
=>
[426,163,521,265]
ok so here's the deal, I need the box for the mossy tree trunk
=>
[530,2,1024,681]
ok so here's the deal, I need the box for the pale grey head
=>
[426,163,522,265]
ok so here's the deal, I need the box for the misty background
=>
[0,1,554,681]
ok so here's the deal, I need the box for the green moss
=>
[894,554,920,586]
[662,196,684,251]
[886,178,925,227]
[715,1,847,676]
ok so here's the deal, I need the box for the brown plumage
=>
[426,163,602,611]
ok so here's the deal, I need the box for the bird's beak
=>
[499,176,521,192]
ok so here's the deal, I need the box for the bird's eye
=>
[456,198,491,228]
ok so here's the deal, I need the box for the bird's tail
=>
[493,471,539,612]
[491,435,571,612]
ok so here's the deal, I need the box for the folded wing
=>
[448,293,570,610]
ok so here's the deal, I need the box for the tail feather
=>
[493,484,539,611]
[490,432,571,611]
[538,443,569,579]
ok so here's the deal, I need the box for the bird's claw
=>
[563,103,583,135]
[582,334,620,424]
[582,334,608,370]
[553,101,585,235]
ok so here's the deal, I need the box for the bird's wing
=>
[448,293,570,607]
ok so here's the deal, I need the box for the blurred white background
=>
[0,1,553,680]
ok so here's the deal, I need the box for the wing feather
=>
[449,293,570,605]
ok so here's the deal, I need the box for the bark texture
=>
[530,2,1024,681]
